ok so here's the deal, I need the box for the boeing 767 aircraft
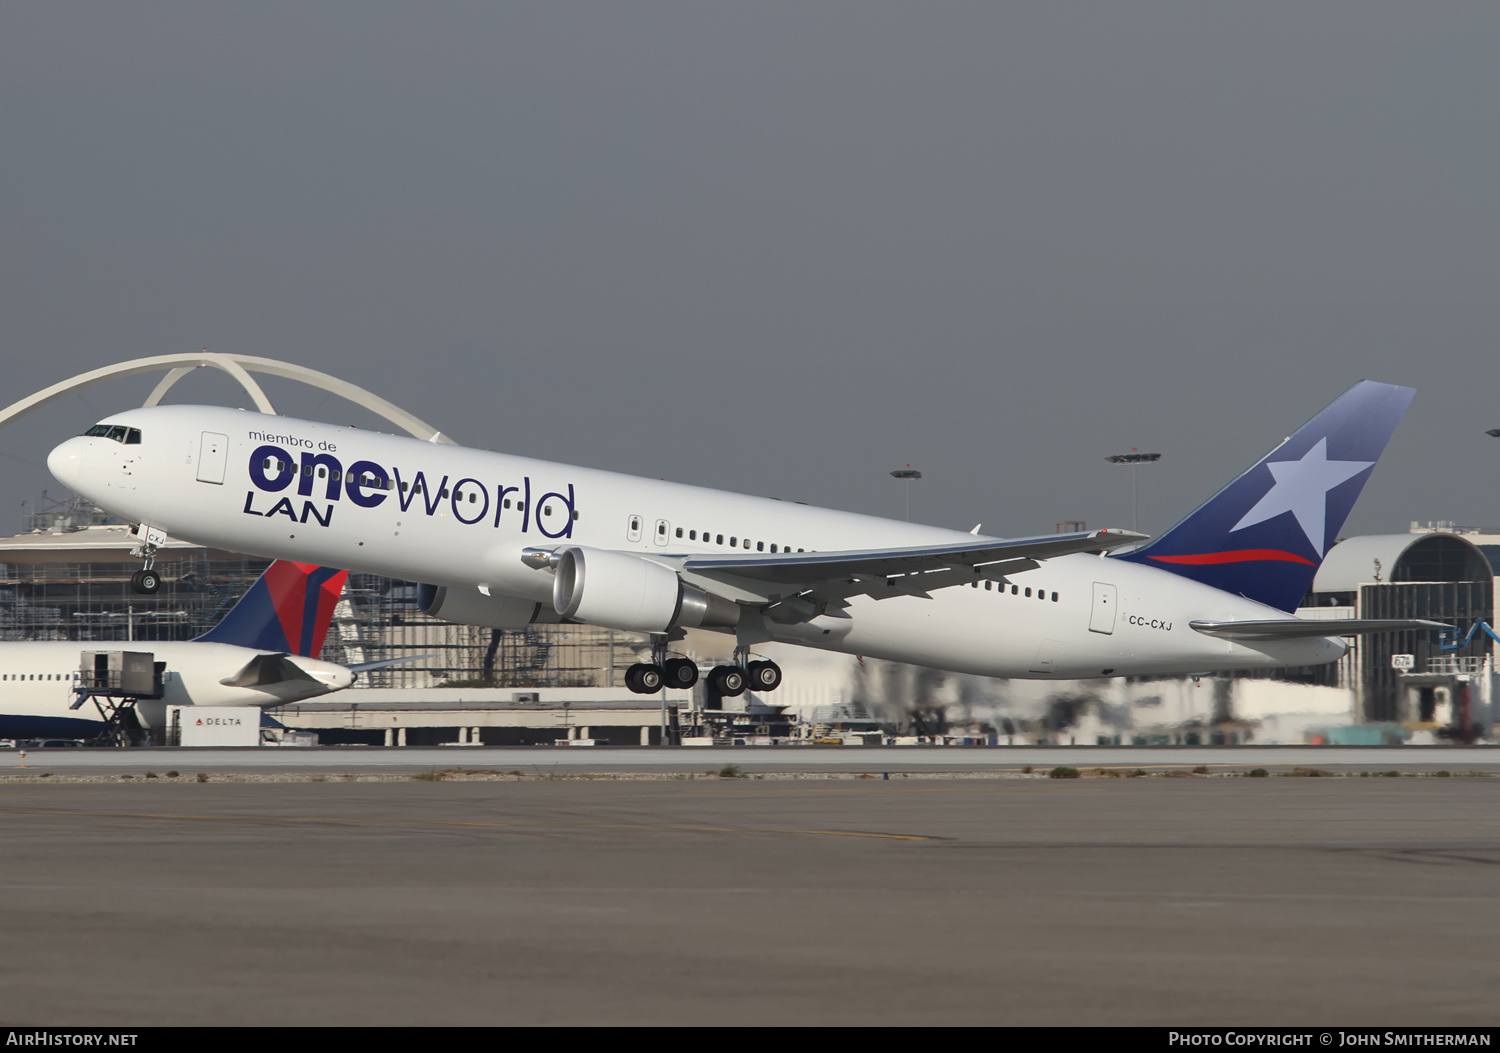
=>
[47,380,1438,696]
[0,560,356,740]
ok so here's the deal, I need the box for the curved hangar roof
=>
[1311,533,1493,593]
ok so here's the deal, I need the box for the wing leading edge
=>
[678,528,1147,586]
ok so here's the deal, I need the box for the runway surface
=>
[0,776,1496,1025]
[3,743,1498,775]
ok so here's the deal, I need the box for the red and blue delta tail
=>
[194,561,350,656]
[1115,380,1415,612]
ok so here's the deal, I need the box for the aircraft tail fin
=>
[1116,380,1414,612]
[194,561,349,657]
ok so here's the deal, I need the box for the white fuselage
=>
[49,405,1346,680]
[0,639,353,737]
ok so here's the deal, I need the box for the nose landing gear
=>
[128,524,166,595]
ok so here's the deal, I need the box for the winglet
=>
[1116,381,1414,612]
[194,561,350,656]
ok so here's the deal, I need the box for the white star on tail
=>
[1230,438,1373,554]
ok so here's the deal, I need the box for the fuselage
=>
[49,405,1347,680]
[0,638,353,739]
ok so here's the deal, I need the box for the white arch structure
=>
[0,352,457,444]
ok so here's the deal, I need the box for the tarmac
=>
[6,743,1500,775]
[0,770,1496,1025]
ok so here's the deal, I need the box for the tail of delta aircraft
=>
[1115,380,1415,613]
[193,561,349,657]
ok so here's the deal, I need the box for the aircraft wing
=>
[676,528,1147,602]
[1190,619,1451,641]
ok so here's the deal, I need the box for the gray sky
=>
[3,3,1497,541]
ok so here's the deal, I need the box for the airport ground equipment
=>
[71,649,164,746]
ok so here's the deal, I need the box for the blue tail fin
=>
[1116,380,1414,612]
[193,561,350,656]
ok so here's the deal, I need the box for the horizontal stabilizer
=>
[219,653,320,688]
[348,655,431,673]
[680,528,1147,585]
[1190,618,1450,641]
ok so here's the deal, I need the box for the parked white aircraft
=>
[48,380,1440,697]
[0,561,356,740]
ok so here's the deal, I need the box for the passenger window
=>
[1025,588,1031,597]
[757,541,764,551]
[743,539,751,549]
[770,544,777,553]
[503,498,510,508]
[1051,592,1058,602]
[730,537,737,547]
[690,530,697,540]
[717,535,724,545]
[1011,585,1018,595]
[985,580,992,591]
[676,528,683,538]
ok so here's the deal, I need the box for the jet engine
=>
[551,546,739,633]
[418,584,563,629]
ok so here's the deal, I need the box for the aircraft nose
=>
[47,436,88,490]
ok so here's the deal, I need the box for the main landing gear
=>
[624,638,782,697]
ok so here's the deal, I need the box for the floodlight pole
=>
[890,467,922,522]
[1104,450,1162,532]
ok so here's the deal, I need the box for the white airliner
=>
[0,561,356,741]
[47,380,1440,697]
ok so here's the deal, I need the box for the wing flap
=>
[1190,618,1451,641]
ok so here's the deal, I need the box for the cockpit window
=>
[83,425,142,444]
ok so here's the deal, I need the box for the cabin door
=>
[1089,582,1117,634]
[197,432,228,484]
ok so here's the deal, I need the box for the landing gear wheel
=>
[130,569,161,595]
[746,660,782,692]
[708,665,746,698]
[662,658,699,690]
[625,663,664,694]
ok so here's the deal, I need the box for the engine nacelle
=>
[418,583,562,629]
[551,546,739,633]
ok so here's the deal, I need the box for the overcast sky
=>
[2,3,1497,541]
